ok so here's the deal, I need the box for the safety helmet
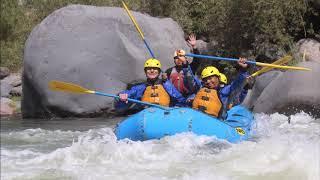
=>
[144,58,161,69]
[219,73,228,84]
[201,66,220,79]
[174,49,186,58]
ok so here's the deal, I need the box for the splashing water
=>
[1,112,319,180]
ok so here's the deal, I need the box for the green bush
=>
[1,0,24,70]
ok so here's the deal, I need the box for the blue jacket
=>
[239,89,248,103]
[219,71,248,106]
[115,80,187,111]
[219,71,249,118]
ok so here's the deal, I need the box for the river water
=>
[1,112,319,180]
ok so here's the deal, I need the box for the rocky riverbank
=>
[0,67,22,117]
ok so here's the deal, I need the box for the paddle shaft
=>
[49,80,170,110]
[94,91,169,110]
[143,39,155,58]
[186,53,311,71]
[186,53,256,64]
[251,55,292,77]
[122,1,156,58]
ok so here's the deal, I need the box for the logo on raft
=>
[235,127,246,136]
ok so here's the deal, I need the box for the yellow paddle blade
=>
[49,81,95,94]
[251,55,293,77]
[255,62,311,71]
[122,1,145,39]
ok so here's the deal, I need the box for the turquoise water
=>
[1,112,319,180]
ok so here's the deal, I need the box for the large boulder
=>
[243,39,320,117]
[242,70,283,109]
[195,40,208,54]
[1,73,21,87]
[22,5,188,118]
[0,81,13,98]
[252,61,320,117]
[10,86,22,96]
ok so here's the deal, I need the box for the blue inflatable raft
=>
[115,105,254,143]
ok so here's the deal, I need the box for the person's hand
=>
[186,98,193,103]
[187,34,197,49]
[238,57,248,68]
[246,75,254,81]
[186,95,195,103]
[162,73,168,80]
[119,93,129,103]
[246,75,255,87]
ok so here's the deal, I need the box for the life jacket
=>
[192,87,222,117]
[141,84,170,106]
[169,67,189,94]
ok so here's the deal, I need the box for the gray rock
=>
[22,5,188,118]
[297,38,320,63]
[207,40,218,51]
[0,81,13,97]
[0,67,10,79]
[242,70,283,109]
[1,73,21,87]
[241,89,252,107]
[0,97,14,116]
[10,86,22,96]
[1,97,12,104]
[253,61,320,117]
[196,40,208,54]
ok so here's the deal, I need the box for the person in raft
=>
[218,72,250,118]
[190,58,249,118]
[115,58,186,111]
[162,49,201,98]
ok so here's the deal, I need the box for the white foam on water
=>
[1,128,82,146]
[1,112,319,180]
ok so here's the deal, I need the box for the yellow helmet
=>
[144,58,161,69]
[201,66,220,79]
[174,49,186,58]
[219,73,228,84]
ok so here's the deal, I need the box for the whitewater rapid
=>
[1,112,319,180]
